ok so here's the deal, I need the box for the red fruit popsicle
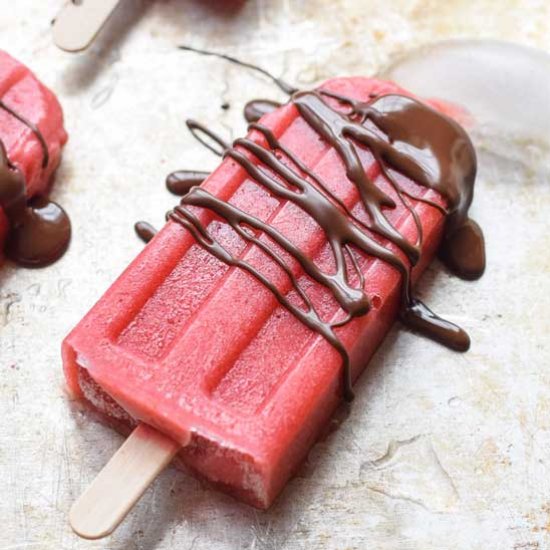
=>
[0,50,69,267]
[64,76,484,537]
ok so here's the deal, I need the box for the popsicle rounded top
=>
[0,50,70,267]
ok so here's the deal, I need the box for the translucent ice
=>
[382,40,550,170]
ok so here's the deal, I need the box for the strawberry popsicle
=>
[0,50,69,268]
[64,76,484,518]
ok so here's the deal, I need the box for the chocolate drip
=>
[0,131,70,268]
[178,45,297,95]
[134,221,157,243]
[166,170,209,196]
[0,141,27,233]
[293,92,422,266]
[244,99,282,123]
[402,299,470,352]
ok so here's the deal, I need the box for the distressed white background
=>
[1,1,550,548]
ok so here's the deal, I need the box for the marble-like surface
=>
[1,1,549,548]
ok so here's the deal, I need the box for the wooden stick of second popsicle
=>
[52,0,122,52]
[69,423,180,540]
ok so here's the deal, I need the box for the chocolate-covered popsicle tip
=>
[134,221,157,244]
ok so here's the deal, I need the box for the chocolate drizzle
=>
[0,100,49,168]
[166,170,210,196]
[161,122,223,199]
[178,45,297,95]
[0,103,70,267]
[134,221,157,244]
[168,89,485,400]
[244,99,282,123]
[186,120,230,157]
[129,48,486,399]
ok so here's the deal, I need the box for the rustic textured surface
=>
[1,1,550,548]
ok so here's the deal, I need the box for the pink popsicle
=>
[63,76,472,509]
[0,50,68,262]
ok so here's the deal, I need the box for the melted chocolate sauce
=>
[5,195,71,267]
[134,221,157,244]
[166,170,209,196]
[186,119,230,157]
[244,99,282,123]
[439,217,486,280]
[0,102,70,268]
[0,100,49,168]
[168,90,485,399]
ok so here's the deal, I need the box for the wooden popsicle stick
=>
[52,0,122,52]
[70,423,181,539]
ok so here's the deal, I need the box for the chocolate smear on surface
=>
[178,45,297,95]
[0,102,70,269]
[168,89,485,400]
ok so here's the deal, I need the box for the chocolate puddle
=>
[439,217,486,280]
[0,100,49,168]
[0,101,71,268]
[5,195,70,267]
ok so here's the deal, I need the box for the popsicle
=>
[64,76,484,536]
[0,50,69,267]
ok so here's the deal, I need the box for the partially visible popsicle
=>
[64,76,484,536]
[52,0,122,53]
[0,50,70,268]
